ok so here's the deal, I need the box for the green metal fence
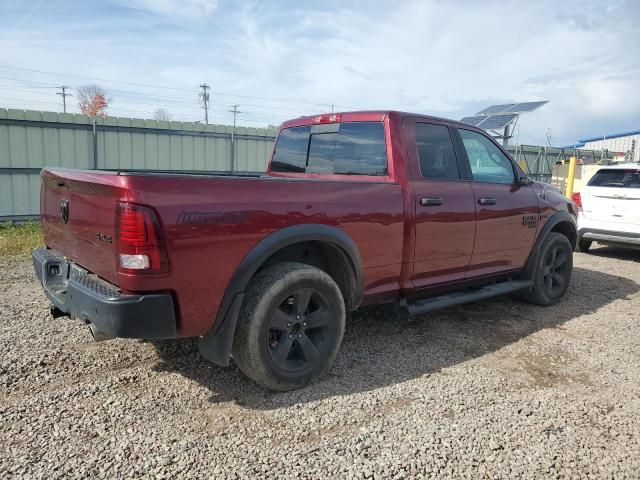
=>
[0,109,276,220]
[507,144,614,184]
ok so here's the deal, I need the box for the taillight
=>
[312,113,341,124]
[115,202,168,274]
[571,192,582,211]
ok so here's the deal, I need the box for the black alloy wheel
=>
[232,262,346,390]
[542,243,570,297]
[266,288,335,373]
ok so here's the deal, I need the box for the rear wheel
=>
[578,238,592,253]
[519,232,573,306]
[232,262,345,391]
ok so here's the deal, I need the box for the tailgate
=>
[40,168,126,284]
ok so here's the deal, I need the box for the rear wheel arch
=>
[257,240,358,311]
[198,224,363,367]
[229,224,363,312]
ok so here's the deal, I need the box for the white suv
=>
[573,163,640,252]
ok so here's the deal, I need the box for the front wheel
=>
[232,262,345,391]
[577,238,592,253]
[519,232,573,306]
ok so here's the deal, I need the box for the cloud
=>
[125,0,220,18]
[0,0,638,144]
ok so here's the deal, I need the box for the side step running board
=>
[402,280,532,316]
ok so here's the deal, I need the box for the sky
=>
[0,0,638,146]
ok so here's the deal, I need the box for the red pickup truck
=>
[33,111,578,390]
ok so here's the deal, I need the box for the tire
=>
[232,262,346,391]
[577,238,592,253]
[518,232,573,306]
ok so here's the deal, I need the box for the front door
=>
[455,128,540,277]
[407,120,477,288]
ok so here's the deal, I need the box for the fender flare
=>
[198,224,364,366]
[521,210,577,280]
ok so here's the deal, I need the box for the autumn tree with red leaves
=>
[77,84,110,117]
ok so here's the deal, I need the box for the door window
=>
[458,129,515,184]
[415,123,461,180]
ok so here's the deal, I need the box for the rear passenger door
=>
[406,120,477,288]
[454,128,540,277]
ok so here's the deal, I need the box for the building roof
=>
[578,129,640,144]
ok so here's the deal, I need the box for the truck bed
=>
[40,166,404,336]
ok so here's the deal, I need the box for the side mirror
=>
[517,176,532,186]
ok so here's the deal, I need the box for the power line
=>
[0,80,322,116]
[0,64,349,109]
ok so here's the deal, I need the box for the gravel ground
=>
[1,245,639,479]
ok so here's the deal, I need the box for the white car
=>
[573,163,640,252]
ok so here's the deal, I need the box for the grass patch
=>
[0,222,44,257]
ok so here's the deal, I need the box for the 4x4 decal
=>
[522,214,538,228]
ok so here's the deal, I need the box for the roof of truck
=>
[596,163,640,170]
[279,110,476,130]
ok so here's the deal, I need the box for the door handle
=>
[421,196,443,206]
[478,197,497,206]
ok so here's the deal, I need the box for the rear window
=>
[271,122,387,176]
[587,169,640,188]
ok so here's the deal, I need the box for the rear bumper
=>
[32,247,177,339]
[578,228,640,246]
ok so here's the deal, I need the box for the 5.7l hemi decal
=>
[522,214,539,228]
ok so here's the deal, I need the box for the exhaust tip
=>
[88,323,114,342]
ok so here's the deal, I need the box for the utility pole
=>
[229,104,241,129]
[198,84,210,124]
[57,86,71,113]
[229,105,241,173]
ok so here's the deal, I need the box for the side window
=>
[458,129,515,184]
[271,126,311,172]
[272,122,387,176]
[415,123,461,180]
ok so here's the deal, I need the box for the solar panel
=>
[476,101,548,116]
[476,114,518,130]
[476,104,516,116]
[476,103,516,115]
[504,101,548,113]
[460,116,486,126]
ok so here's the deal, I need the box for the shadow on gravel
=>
[585,245,639,263]
[152,266,639,410]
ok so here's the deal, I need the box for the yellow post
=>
[565,156,577,198]
[518,160,526,172]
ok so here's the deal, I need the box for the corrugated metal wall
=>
[0,108,276,220]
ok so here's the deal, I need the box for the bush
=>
[0,222,43,257]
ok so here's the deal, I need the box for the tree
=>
[153,108,172,121]
[77,84,110,117]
